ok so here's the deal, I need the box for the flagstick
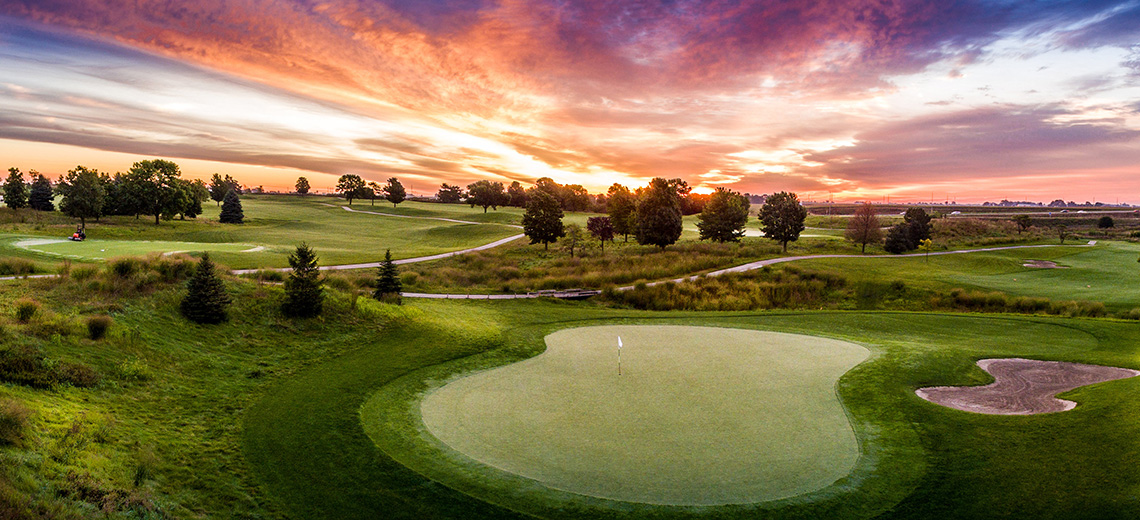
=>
[617,336,622,376]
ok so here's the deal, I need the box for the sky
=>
[1,1,1139,203]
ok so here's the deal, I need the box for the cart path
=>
[621,242,1096,291]
[3,241,1096,300]
[230,233,526,274]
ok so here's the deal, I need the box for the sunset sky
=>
[1,1,1138,202]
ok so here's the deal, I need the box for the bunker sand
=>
[917,358,1139,415]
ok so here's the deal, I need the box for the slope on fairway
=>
[419,325,869,505]
[13,237,256,260]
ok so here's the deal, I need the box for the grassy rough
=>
[3,247,1140,519]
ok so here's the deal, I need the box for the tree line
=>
[516,177,809,254]
[3,160,245,225]
[333,175,406,207]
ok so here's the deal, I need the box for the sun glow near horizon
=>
[1,2,1139,203]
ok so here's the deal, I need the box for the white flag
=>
[617,337,623,350]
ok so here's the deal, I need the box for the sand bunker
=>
[917,358,1139,415]
[1022,260,1067,268]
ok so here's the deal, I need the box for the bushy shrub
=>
[252,269,284,282]
[1122,308,1140,320]
[0,398,32,447]
[324,275,354,292]
[109,257,142,278]
[71,265,99,281]
[87,315,113,340]
[115,358,151,382]
[0,258,35,276]
[14,297,38,322]
[151,255,195,282]
[59,362,101,387]
[0,346,98,389]
[25,314,77,339]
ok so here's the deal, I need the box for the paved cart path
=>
[3,235,1096,301]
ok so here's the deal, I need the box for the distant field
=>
[794,241,1140,310]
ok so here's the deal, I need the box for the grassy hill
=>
[3,262,1140,519]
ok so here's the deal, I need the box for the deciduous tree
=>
[57,166,106,226]
[365,182,380,206]
[466,180,508,213]
[1012,214,1031,234]
[128,159,182,225]
[845,203,883,253]
[507,181,527,207]
[562,223,586,258]
[607,184,636,242]
[697,187,750,243]
[295,177,310,195]
[336,174,367,205]
[758,191,806,252]
[383,177,406,207]
[586,216,614,253]
[208,173,227,205]
[522,189,564,250]
[437,183,464,203]
[635,177,683,249]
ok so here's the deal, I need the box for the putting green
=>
[419,325,870,505]
[13,237,259,260]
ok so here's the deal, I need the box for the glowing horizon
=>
[1,2,1138,203]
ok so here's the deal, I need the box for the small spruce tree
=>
[3,168,28,210]
[180,253,231,324]
[219,189,244,224]
[28,173,54,212]
[373,249,402,304]
[282,243,323,317]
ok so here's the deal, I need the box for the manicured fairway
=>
[795,241,1140,310]
[12,237,257,260]
[0,195,523,269]
[420,326,869,505]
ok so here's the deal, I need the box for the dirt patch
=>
[1022,260,1067,268]
[916,358,1139,415]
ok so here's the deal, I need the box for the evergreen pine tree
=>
[219,189,244,224]
[373,249,402,304]
[282,243,323,317]
[28,173,54,212]
[180,253,231,324]
[3,168,28,210]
